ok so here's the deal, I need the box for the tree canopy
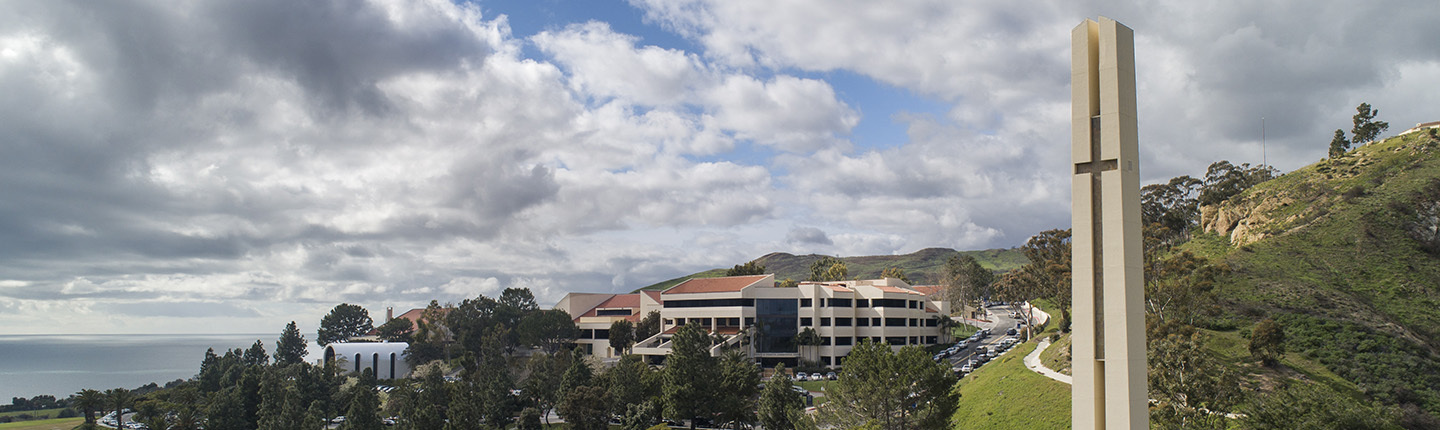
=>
[317,303,373,346]
[273,321,308,366]
[1351,102,1390,145]
[808,256,849,282]
[725,260,767,276]
[817,340,956,429]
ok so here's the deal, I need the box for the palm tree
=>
[935,315,957,344]
[792,328,822,365]
[75,389,105,426]
[105,388,134,429]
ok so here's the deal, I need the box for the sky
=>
[1,0,1436,335]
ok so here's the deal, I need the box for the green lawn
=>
[0,410,64,420]
[951,341,1070,429]
[0,417,83,430]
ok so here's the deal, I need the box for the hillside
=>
[633,247,1027,292]
[1185,128,1440,417]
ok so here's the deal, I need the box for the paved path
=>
[1024,338,1072,385]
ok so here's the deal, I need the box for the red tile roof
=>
[574,293,644,322]
[875,285,924,295]
[911,285,944,296]
[664,275,769,294]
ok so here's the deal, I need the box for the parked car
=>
[1006,328,1018,336]
[826,372,838,380]
[811,373,825,381]
[959,363,973,373]
[794,373,808,381]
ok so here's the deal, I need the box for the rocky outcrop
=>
[1201,191,1315,246]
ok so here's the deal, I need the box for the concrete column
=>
[1071,16,1147,430]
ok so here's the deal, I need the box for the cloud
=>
[2,0,1437,334]
[786,227,833,246]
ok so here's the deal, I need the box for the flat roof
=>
[663,275,769,294]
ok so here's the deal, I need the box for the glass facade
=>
[755,299,798,353]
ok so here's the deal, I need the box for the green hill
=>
[1186,129,1440,417]
[633,247,1027,292]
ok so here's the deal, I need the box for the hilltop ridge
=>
[634,247,1027,292]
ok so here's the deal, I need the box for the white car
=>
[811,372,825,381]
[794,373,808,381]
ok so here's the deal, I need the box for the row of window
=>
[803,298,924,309]
[665,297,928,309]
[800,317,940,327]
[813,335,940,347]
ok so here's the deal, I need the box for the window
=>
[855,299,869,308]
[856,318,870,327]
[799,298,812,307]
[663,298,755,308]
[822,357,833,366]
[925,336,937,344]
[818,298,826,307]
[830,298,852,308]
[871,299,907,308]
[871,336,882,343]
[821,337,832,346]
[801,317,813,327]
[580,329,595,339]
[909,318,918,327]
[820,318,831,327]
[909,300,918,309]
[885,337,906,345]
[596,309,632,316]
[835,337,853,346]
[925,318,938,327]
[745,317,755,326]
[663,319,673,325]
[595,329,610,339]
[835,317,852,327]
[885,318,906,327]
[909,336,918,345]
[872,318,882,326]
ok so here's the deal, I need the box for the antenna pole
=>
[1262,117,1267,168]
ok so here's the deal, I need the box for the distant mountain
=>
[633,247,1028,292]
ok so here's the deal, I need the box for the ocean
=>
[0,334,325,401]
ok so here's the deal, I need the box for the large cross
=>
[1072,17,1146,430]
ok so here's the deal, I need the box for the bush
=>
[58,408,79,418]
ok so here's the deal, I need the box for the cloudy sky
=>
[1,0,1436,335]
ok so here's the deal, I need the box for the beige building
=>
[560,274,949,368]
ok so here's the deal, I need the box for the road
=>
[943,303,1027,371]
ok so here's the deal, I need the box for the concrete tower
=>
[1071,17,1147,430]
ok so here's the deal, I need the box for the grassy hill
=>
[633,247,1027,292]
[1183,129,1440,417]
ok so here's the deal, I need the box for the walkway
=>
[1024,338,1072,385]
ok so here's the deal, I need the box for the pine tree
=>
[1329,129,1350,158]
[344,370,383,430]
[1351,102,1390,145]
[758,364,805,430]
[662,323,717,429]
[275,321,309,366]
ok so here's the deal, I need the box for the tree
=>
[793,327,822,364]
[663,323,717,429]
[620,400,660,430]
[725,260,767,276]
[1142,175,1203,246]
[522,352,567,426]
[996,229,1071,336]
[713,349,760,429]
[557,385,610,430]
[243,340,269,367]
[105,388,135,430]
[518,407,542,430]
[879,267,910,283]
[635,310,661,344]
[1148,330,1241,428]
[758,364,806,430]
[519,309,580,353]
[807,256,848,282]
[1249,318,1286,366]
[817,340,957,430]
[446,295,498,356]
[344,370,383,430]
[942,255,992,317]
[375,317,414,342]
[317,303,374,346]
[609,319,635,355]
[405,300,450,366]
[1330,129,1350,158]
[1198,161,1276,206]
[274,321,309,366]
[496,287,541,351]
[1143,250,1223,329]
[605,355,659,420]
[1351,102,1390,145]
[75,389,104,426]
